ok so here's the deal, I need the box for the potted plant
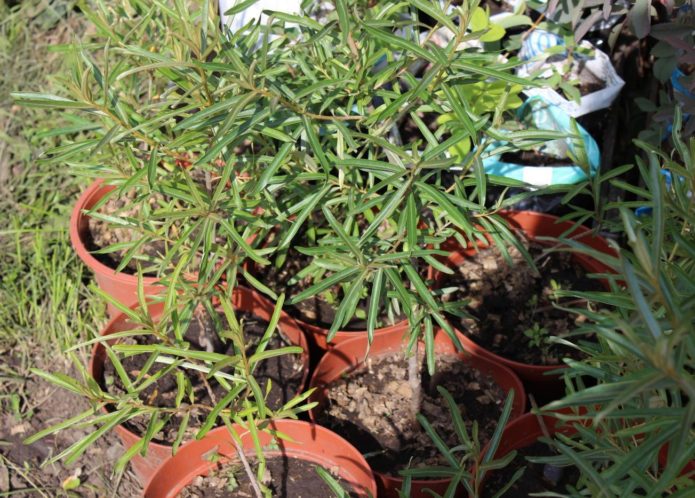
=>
[16,0,555,492]
[309,330,526,497]
[143,419,377,498]
[432,210,617,400]
[85,286,310,482]
[16,0,323,486]
[534,127,695,495]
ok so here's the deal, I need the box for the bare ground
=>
[0,346,141,497]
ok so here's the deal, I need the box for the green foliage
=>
[523,322,549,350]
[10,1,694,496]
[542,112,695,496]
[12,0,547,478]
[11,0,545,351]
[399,388,518,498]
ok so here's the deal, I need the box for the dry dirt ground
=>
[1,347,141,497]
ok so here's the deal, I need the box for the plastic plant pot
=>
[296,316,410,351]
[433,210,616,401]
[89,286,311,484]
[143,419,376,498]
[70,179,164,317]
[244,230,410,351]
[476,412,580,497]
[309,329,527,498]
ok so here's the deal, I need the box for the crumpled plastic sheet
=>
[517,33,625,117]
[480,96,600,187]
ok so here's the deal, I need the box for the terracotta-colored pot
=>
[476,412,579,497]
[89,286,310,484]
[480,412,694,494]
[142,419,377,498]
[70,179,164,317]
[297,316,410,351]
[309,330,527,498]
[658,442,695,478]
[434,211,616,399]
[503,211,615,276]
[244,219,411,351]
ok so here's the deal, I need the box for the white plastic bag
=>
[517,32,625,117]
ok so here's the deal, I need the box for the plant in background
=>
[540,111,695,496]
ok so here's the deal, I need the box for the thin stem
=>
[408,343,421,419]
[231,437,265,498]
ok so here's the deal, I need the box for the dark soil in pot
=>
[479,0,509,16]
[86,189,168,274]
[102,310,304,443]
[578,78,605,96]
[180,455,360,498]
[557,63,606,100]
[482,441,580,497]
[397,111,440,147]
[86,170,223,274]
[576,64,606,96]
[251,230,403,331]
[440,240,603,365]
[318,352,505,474]
[500,150,575,166]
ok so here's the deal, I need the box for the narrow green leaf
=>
[278,185,331,250]
[315,466,350,497]
[416,413,459,467]
[362,23,440,64]
[335,0,350,44]
[367,269,385,343]
[288,267,361,304]
[218,218,270,266]
[249,346,303,364]
[11,92,91,109]
[323,205,364,261]
[24,408,95,445]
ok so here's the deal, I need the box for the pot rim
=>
[142,419,377,498]
[89,286,311,452]
[70,178,161,285]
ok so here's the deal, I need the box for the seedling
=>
[523,322,550,352]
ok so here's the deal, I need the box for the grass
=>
[0,0,102,372]
[0,1,114,494]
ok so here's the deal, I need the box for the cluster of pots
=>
[71,179,618,497]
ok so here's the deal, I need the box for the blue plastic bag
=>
[482,97,600,187]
